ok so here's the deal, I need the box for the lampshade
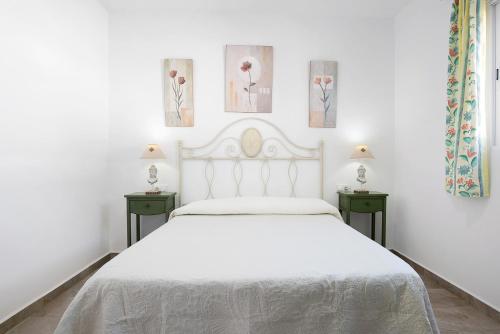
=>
[350,145,374,159]
[141,144,166,159]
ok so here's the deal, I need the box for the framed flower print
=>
[309,60,338,128]
[164,58,194,127]
[225,45,273,113]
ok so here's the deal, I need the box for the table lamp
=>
[141,144,166,195]
[350,144,374,193]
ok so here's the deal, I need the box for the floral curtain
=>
[445,0,490,197]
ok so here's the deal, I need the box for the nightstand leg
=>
[382,210,386,247]
[371,213,376,241]
[136,215,141,243]
[126,201,131,247]
[346,212,351,226]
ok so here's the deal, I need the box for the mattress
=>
[55,197,439,334]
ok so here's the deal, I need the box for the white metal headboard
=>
[178,118,324,205]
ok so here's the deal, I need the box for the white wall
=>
[0,0,108,322]
[394,0,500,310]
[106,10,396,251]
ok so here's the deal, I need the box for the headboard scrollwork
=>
[178,118,323,205]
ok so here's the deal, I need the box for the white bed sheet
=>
[55,198,438,334]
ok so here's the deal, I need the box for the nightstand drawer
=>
[129,200,165,215]
[350,198,384,213]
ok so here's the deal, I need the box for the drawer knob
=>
[365,202,370,206]
[145,203,150,208]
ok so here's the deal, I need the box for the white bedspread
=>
[55,197,438,334]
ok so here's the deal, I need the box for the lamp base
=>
[146,185,161,195]
[354,189,369,194]
[145,190,161,195]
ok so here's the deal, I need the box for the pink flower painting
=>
[309,61,338,128]
[314,76,333,118]
[240,61,256,106]
[225,45,273,113]
[164,59,194,127]
[169,70,186,120]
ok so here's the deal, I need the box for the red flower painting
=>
[240,61,256,106]
[314,76,333,120]
[240,61,251,72]
[169,70,186,120]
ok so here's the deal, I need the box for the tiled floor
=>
[421,275,500,334]
[5,272,500,334]
[5,273,92,334]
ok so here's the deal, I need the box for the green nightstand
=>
[124,192,176,247]
[337,191,388,247]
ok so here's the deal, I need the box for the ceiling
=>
[98,0,412,18]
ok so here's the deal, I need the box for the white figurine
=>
[147,164,159,191]
[356,164,367,185]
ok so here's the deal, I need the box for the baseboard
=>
[391,249,500,322]
[0,252,118,334]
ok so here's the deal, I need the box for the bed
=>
[55,119,438,333]
[55,197,437,333]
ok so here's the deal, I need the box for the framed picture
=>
[309,60,338,128]
[164,59,194,127]
[225,45,273,113]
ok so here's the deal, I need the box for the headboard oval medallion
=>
[241,128,263,158]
